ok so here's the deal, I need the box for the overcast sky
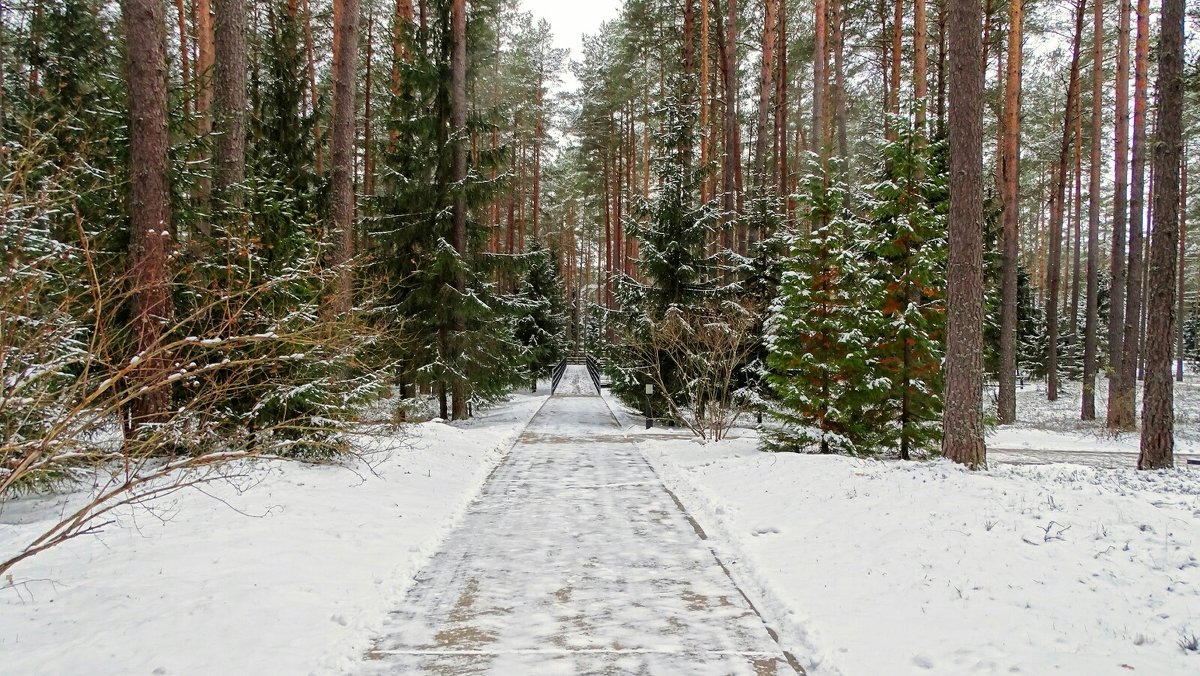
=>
[519,0,623,91]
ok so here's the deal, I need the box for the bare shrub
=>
[623,299,761,441]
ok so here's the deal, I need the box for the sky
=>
[519,0,624,91]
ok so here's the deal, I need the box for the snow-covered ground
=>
[5,373,1198,676]
[0,392,549,676]
[623,376,1200,676]
[988,375,1200,467]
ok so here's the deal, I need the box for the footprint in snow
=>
[912,655,935,669]
[751,526,781,536]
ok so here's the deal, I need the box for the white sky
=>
[519,0,624,91]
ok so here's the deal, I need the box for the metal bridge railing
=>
[549,359,569,395]
[584,356,603,395]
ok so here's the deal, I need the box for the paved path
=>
[362,368,799,675]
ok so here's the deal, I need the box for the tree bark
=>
[699,0,710,202]
[1082,0,1103,420]
[684,0,695,84]
[1110,0,1151,430]
[327,0,359,318]
[304,0,322,172]
[1107,0,1131,383]
[776,0,789,197]
[812,0,828,159]
[122,0,174,432]
[1139,0,1184,469]
[942,0,986,468]
[1069,93,1083,344]
[450,0,468,420]
[1179,151,1188,382]
[196,0,214,130]
[533,70,544,239]
[175,0,191,119]
[364,17,375,198]
[997,0,1022,424]
[887,0,902,141]
[831,0,848,162]
[755,0,775,188]
[718,0,739,266]
[914,0,929,130]
[213,0,248,216]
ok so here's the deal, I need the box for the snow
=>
[0,392,549,676]
[363,392,798,674]
[989,376,1200,467]
[6,372,1199,675]
[642,431,1200,675]
[553,364,597,396]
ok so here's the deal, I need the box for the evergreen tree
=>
[372,0,523,417]
[862,127,948,459]
[515,241,569,390]
[608,80,717,413]
[765,161,886,455]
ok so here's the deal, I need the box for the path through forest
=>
[361,367,802,675]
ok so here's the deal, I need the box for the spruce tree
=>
[515,241,569,390]
[863,127,948,458]
[372,0,522,417]
[608,80,716,412]
[765,161,885,455]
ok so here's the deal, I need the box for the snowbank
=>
[0,393,548,675]
[644,434,1200,676]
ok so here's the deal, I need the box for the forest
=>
[1,0,1197,575]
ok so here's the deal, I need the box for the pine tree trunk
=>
[936,0,947,137]
[518,141,526,252]
[327,0,359,318]
[533,91,543,240]
[390,0,413,151]
[776,0,789,197]
[196,0,214,130]
[755,0,775,188]
[887,0,902,141]
[699,0,710,202]
[1139,0,1184,469]
[1110,0,1151,430]
[1178,153,1188,382]
[122,0,174,432]
[997,0,1022,424]
[364,18,374,198]
[831,0,848,162]
[213,0,247,216]
[304,0,322,173]
[812,0,828,159]
[603,149,612,307]
[1082,0,1103,420]
[1044,0,1085,403]
[175,0,191,119]
[450,0,468,420]
[914,0,929,129]
[1069,95,1083,344]
[1107,0,1131,380]
[615,134,624,277]
[942,0,986,468]
[718,0,739,267]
